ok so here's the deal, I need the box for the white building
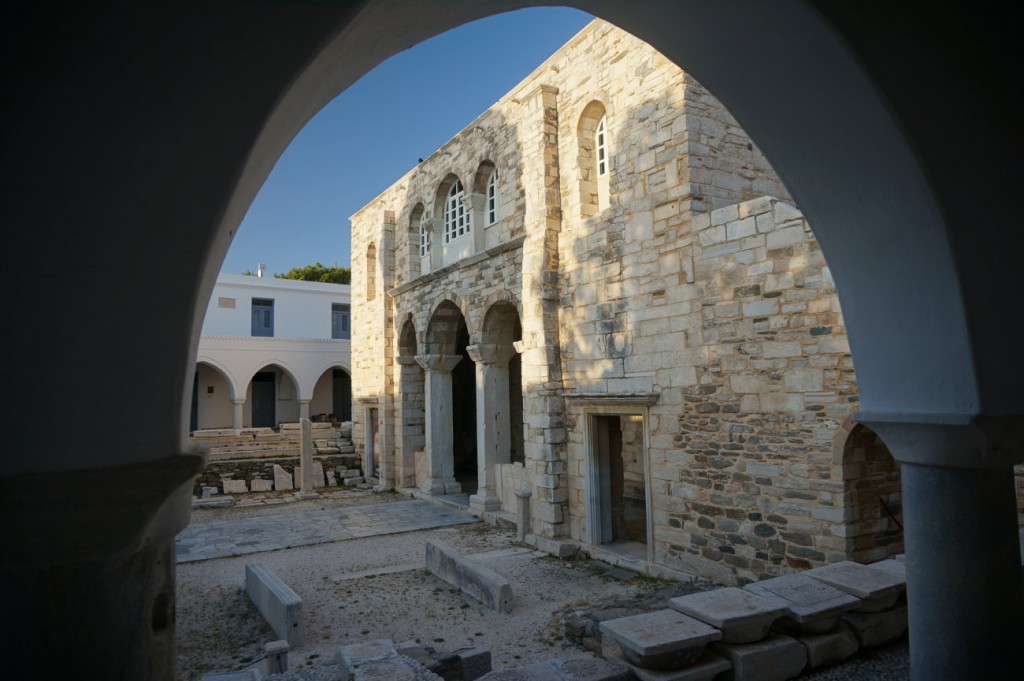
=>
[192,273,352,431]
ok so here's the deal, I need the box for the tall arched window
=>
[366,242,376,301]
[444,180,469,243]
[419,213,430,257]
[596,115,607,177]
[486,169,499,226]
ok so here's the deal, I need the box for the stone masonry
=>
[349,19,928,584]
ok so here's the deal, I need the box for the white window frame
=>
[596,115,608,177]
[419,213,430,257]
[486,169,499,226]
[443,180,469,243]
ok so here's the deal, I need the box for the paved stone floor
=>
[175,499,478,563]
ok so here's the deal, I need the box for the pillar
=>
[231,398,245,431]
[466,343,517,512]
[296,417,315,498]
[297,399,310,422]
[415,353,463,495]
[395,356,424,488]
[864,416,1024,681]
[466,192,487,254]
[0,453,203,679]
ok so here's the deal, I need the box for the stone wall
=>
[348,19,929,583]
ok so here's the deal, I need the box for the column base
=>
[421,477,461,496]
[469,492,502,512]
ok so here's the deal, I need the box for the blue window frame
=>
[332,304,350,339]
[251,298,274,337]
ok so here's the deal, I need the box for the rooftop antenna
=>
[257,263,265,278]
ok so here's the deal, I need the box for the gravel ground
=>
[176,490,909,680]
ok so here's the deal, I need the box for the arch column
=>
[862,415,1024,680]
[465,192,487,253]
[297,399,311,422]
[231,398,245,431]
[415,353,463,495]
[466,343,517,512]
[395,356,424,489]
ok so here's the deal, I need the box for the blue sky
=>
[221,7,594,276]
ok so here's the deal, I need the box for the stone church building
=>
[350,19,909,584]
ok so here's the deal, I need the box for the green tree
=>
[274,262,351,284]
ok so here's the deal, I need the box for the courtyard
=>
[175,489,910,680]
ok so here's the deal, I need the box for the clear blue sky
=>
[221,7,594,276]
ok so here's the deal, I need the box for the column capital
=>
[396,356,419,366]
[415,353,462,372]
[464,191,487,212]
[855,411,1024,468]
[466,343,516,365]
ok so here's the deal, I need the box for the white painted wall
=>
[195,275,352,428]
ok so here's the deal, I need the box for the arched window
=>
[578,102,610,215]
[443,180,469,243]
[366,242,376,301]
[486,169,499,226]
[419,212,430,257]
[596,115,607,177]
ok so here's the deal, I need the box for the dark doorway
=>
[451,317,477,493]
[251,371,276,428]
[332,369,352,422]
[593,414,647,545]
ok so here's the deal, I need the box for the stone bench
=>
[245,563,303,648]
[425,539,512,613]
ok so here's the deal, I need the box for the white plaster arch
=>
[242,360,304,401]
[194,356,240,401]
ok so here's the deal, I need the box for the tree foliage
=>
[274,262,351,284]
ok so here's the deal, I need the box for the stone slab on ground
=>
[251,479,273,493]
[743,574,860,635]
[337,639,444,681]
[396,642,492,681]
[425,538,512,613]
[710,632,807,681]
[193,497,234,509]
[841,604,908,648]
[796,622,859,669]
[867,559,906,580]
[803,561,904,612]
[626,649,731,681]
[525,533,579,558]
[479,655,630,680]
[201,672,262,681]
[599,608,722,670]
[669,587,789,643]
[245,563,303,648]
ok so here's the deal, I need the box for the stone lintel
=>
[415,353,462,372]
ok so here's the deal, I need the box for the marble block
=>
[841,604,908,648]
[710,633,807,681]
[804,561,904,612]
[744,573,859,634]
[626,650,731,681]
[599,608,722,670]
[867,558,906,580]
[796,622,859,668]
[669,587,790,643]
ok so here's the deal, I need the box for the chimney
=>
[257,263,265,278]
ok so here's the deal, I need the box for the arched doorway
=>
[840,422,904,563]
[246,364,299,428]
[190,361,234,431]
[420,300,476,495]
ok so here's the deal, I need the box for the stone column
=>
[231,398,245,431]
[466,343,517,512]
[395,356,424,488]
[423,217,442,273]
[296,417,315,499]
[0,453,203,680]
[297,399,310,422]
[465,192,487,254]
[863,416,1024,680]
[415,353,463,495]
